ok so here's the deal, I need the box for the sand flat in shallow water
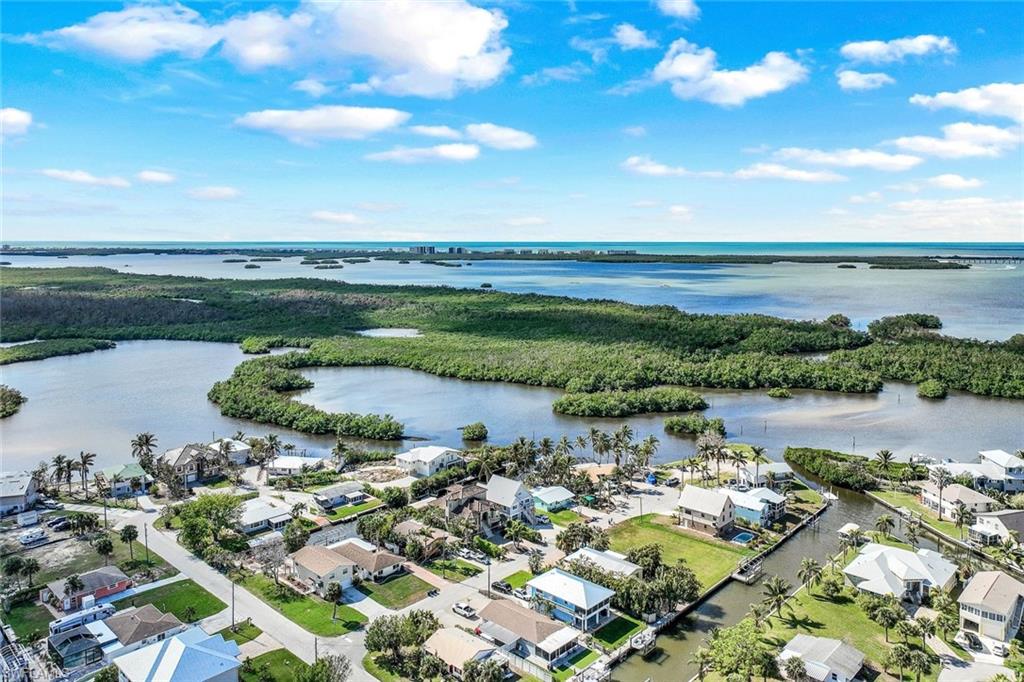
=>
[355,328,422,337]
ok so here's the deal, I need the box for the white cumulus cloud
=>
[655,0,700,20]
[734,163,846,183]
[652,39,807,106]
[839,34,956,64]
[137,170,176,184]
[365,143,480,163]
[41,169,130,188]
[1,108,33,140]
[849,191,883,204]
[292,78,332,98]
[889,122,1021,158]
[409,125,463,140]
[622,155,687,176]
[667,204,693,221]
[910,82,1024,123]
[613,24,657,50]
[836,70,894,91]
[311,210,365,224]
[235,105,410,144]
[774,147,922,172]
[465,123,537,150]
[927,174,984,190]
[188,185,241,200]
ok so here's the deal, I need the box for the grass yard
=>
[21,533,175,588]
[423,557,481,581]
[871,490,965,541]
[363,653,403,682]
[788,479,824,509]
[504,570,533,589]
[3,600,53,640]
[608,514,751,589]
[357,572,432,609]
[113,579,225,622]
[241,648,309,682]
[592,615,645,649]
[324,498,383,521]
[537,507,582,527]
[239,572,366,635]
[552,647,600,681]
[217,621,263,645]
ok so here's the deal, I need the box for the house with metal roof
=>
[778,635,864,682]
[959,571,1024,643]
[477,599,582,672]
[43,566,133,612]
[395,446,463,478]
[266,455,331,477]
[423,628,496,679]
[0,471,38,515]
[237,498,292,534]
[532,486,575,512]
[483,475,535,528]
[970,509,1024,547]
[312,481,367,510]
[526,568,615,632]
[739,461,794,488]
[97,463,152,498]
[207,439,252,465]
[919,481,996,521]
[678,485,735,536]
[113,628,241,682]
[843,543,956,602]
[562,547,640,578]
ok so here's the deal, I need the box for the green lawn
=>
[3,600,52,640]
[537,507,582,527]
[238,572,366,635]
[552,647,600,681]
[608,514,751,589]
[357,572,432,609]
[423,557,481,581]
[363,653,403,682]
[217,621,263,645]
[871,490,965,540]
[241,649,309,682]
[504,570,533,589]
[592,614,645,649]
[113,579,225,622]
[323,498,383,521]
[21,533,174,587]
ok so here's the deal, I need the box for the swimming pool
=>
[732,532,755,545]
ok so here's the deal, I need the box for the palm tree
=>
[265,433,283,460]
[874,449,895,479]
[120,525,139,561]
[749,445,769,487]
[505,519,529,550]
[574,434,589,453]
[908,649,931,682]
[688,647,713,682]
[797,557,822,595]
[51,454,69,494]
[748,602,770,631]
[915,616,935,649]
[730,448,747,483]
[884,642,912,680]
[875,513,895,539]
[696,432,726,482]
[325,582,342,620]
[761,575,792,618]
[131,432,158,470]
[783,655,807,682]
[19,558,40,587]
[933,468,953,521]
[905,520,920,548]
[77,451,97,497]
[94,536,114,565]
[952,501,975,540]
[875,605,903,642]
[64,574,85,602]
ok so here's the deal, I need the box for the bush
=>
[461,422,488,441]
[664,414,725,436]
[0,385,27,418]
[475,537,504,559]
[868,313,942,340]
[783,447,876,491]
[917,379,948,399]
[409,465,468,499]
[553,386,707,417]
[766,387,792,399]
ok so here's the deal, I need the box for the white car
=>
[452,602,476,619]
[513,587,530,601]
[18,528,46,545]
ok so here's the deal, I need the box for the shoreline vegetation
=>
[0,246,978,269]
[0,384,27,418]
[1,267,1021,438]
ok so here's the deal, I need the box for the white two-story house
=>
[482,475,535,529]
[919,481,996,521]
[395,446,464,478]
[959,571,1024,645]
[526,568,614,632]
[678,485,735,537]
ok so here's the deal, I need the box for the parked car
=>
[427,589,440,598]
[46,516,68,528]
[51,521,70,532]
[963,632,983,651]
[456,547,473,560]
[39,499,64,510]
[536,514,549,524]
[490,581,512,595]
[452,602,476,619]
[18,528,46,545]
[664,477,680,487]
[512,587,530,601]
[993,642,1009,657]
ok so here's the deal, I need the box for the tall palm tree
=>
[797,557,822,595]
[952,501,975,540]
[875,513,895,539]
[905,520,920,547]
[688,647,713,682]
[730,449,746,483]
[77,451,97,497]
[874,449,895,480]
[574,434,588,453]
[696,432,726,482]
[933,467,953,521]
[265,433,283,460]
[131,432,158,462]
[51,454,69,494]
[19,558,40,587]
[749,445,769,487]
[761,575,792,618]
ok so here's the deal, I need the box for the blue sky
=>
[2,1,1022,242]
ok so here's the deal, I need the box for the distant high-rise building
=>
[447,247,465,254]
[411,246,436,254]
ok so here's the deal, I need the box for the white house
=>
[958,571,1024,644]
[928,450,1024,494]
[562,547,640,578]
[527,568,614,632]
[113,628,240,682]
[312,481,367,510]
[484,475,535,527]
[89,604,188,662]
[477,599,582,672]
[237,498,292,534]
[97,464,151,498]
[843,543,957,602]
[395,446,463,478]
[969,510,1024,546]
[332,539,406,582]
[778,635,864,682]
[288,545,356,595]
[532,486,575,512]
[739,462,794,488]
[207,439,252,466]
[266,455,329,477]
[158,444,219,488]
[721,487,785,528]
[0,471,39,515]
[919,481,996,520]
[423,628,496,680]
[678,485,735,537]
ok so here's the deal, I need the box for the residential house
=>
[0,471,38,515]
[526,568,614,632]
[958,571,1024,644]
[266,455,329,477]
[312,481,367,510]
[333,540,406,582]
[388,519,452,559]
[48,626,103,670]
[114,628,241,682]
[395,446,464,478]
[969,510,1024,546]
[721,487,785,528]
[43,567,133,612]
[288,545,356,595]
[678,485,735,536]
[532,486,575,512]
[980,450,1024,492]
[928,450,1024,494]
[159,444,219,488]
[739,462,794,489]
[843,543,956,602]
[92,605,188,662]
[477,599,582,672]
[749,487,787,521]
[482,475,535,528]
[562,547,640,578]
[423,628,496,680]
[97,463,152,498]
[207,439,252,466]
[237,498,292,534]
[778,635,864,682]
[919,481,996,520]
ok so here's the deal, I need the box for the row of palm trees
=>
[679,433,771,487]
[36,451,98,498]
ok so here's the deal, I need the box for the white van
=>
[49,604,116,635]
[18,527,46,545]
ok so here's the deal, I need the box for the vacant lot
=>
[238,572,366,635]
[357,573,432,609]
[113,579,225,622]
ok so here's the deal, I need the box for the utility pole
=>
[231,581,235,632]
[102,497,108,530]
[487,560,491,598]
[314,637,318,662]
[144,523,150,564]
